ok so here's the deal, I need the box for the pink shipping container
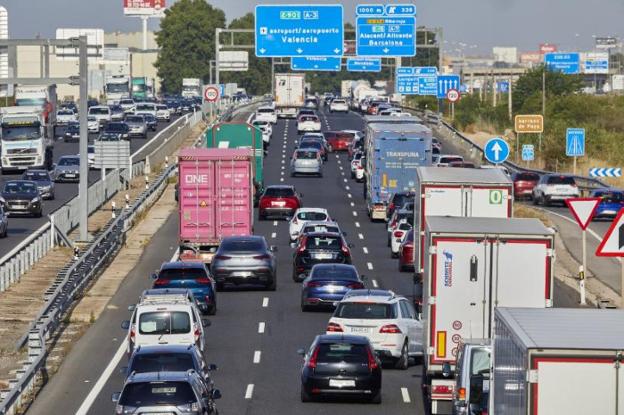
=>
[178,148,254,263]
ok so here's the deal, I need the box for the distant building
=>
[492,47,518,65]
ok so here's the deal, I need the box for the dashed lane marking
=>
[367,262,374,270]
[271,232,276,238]
[273,221,278,226]
[253,351,261,364]
[363,247,368,254]
[258,322,266,333]
[347,193,352,198]
[245,384,255,399]
[355,222,360,228]
[358,233,364,239]
[345,186,350,190]
[352,211,358,217]
[262,297,269,307]
[401,387,411,403]
[372,279,379,288]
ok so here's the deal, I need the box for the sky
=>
[1,0,623,55]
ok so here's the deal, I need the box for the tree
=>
[154,0,225,93]
[513,65,583,113]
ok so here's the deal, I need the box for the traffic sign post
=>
[355,4,416,57]
[566,197,601,305]
[255,5,344,57]
[446,88,460,121]
[203,84,220,121]
[566,128,585,175]
[595,209,624,303]
[291,57,341,71]
[484,137,510,164]
[514,115,543,163]
[346,58,381,72]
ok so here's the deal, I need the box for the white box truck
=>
[413,167,513,275]
[421,217,555,414]
[181,78,201,98]
[493,307,624,415]
[274,73,304,118]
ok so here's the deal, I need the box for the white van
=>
[88,105,112,125]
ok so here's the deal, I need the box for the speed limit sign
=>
[446,88,460,103]
[203,85,220,102]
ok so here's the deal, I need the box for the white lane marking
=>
[355,222,360,228]
[358,233,364,239]
[258,322,266,333]
[281,160,285,164]
[280,178,284,182]
[245,384,255,399]
[281,165,285,170]
[363,247,369,254]
[262,297,269,307]
[273,221,278,226]
[75,339,127,415]
[401,387,411,403]
[367,262,374,270]
[352,211,358,217]
[372,279,379,288]
[347,193,352,198]
[271,232,276,238]
[343,178,347,182]
[345,185,350,190]
[335,154,339,159]
[281,171,285,176]
[350,202,355,207]
[253,351,262,364]
[339,166,343,171]
[337,160,341,164]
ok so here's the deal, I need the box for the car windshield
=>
[311,267,357,280]
[597,192,624,202]
[393,193,413,206]
[130,353,195,374]
[136,104,154,111]
[126,116,144,123]
[138,311,191,335]
[157,105,168,110]
[158,268,207,280]
[220,239,265,252]
[547,176,575,185]
[58,110,73,115]
[22,171,49,181]
[305,235,341,250]
[264,187,294,197]
[516,173,539,181]
[297,211,327,221]
[441,156,463,163]
[295,150,318,159]
[89,107,109,115]
[301,116,318,122]
[316,342,368,364]
[119,381,196,407]
[303,225,340,234]
[258,108,274,114]
[300,141,322,150]
[120,100,134,105]
[334,302,397,319]
[4,182,37,194]
[58,157,79,166]
[106,123,127,131]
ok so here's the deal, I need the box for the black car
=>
[299,334,382,403]
[103,122,130,140]
[64,122,80,142]
[144,113,158,131]
[21,169,54,200]
[125,344,217,382]
[292,232,353,282]
[387,191,415,220]
[152,261,217,315]
[0,180,43,217]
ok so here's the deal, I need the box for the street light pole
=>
[78,35,89,241]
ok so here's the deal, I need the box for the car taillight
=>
[357,165,363,170]
[214,255,231,260]
[292,217,298,224]
[367,347,379,370]
[341,244,350,256]
[326,322,343,332]
[379,324,402,334]
[253,254,271,260]
[457,387,466,400]
[153,278,169,286]
[306,281,322,288]
[388,202,395,211]
[194,326,201,342]
[196,277,212,284]
[346,282,364,289]
[297,237,307,254]
[393,230,405,238]
[307,346,320,369]
[204,295,213,304]
[129,327,135,343]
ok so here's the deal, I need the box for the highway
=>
[0,114,183,258]
[25,108,581,415]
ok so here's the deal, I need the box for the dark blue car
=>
[125,344,216,382]
[591,189,624,221]
[152,261,217,315]
[301,264,365,311]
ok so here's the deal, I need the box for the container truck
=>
[413,167,513,275]
[364,122,433,220]
[0,107,53,172]
[178,148,254,265]
[421,217,555,415]
[181,78,201,98]
[105,75,131,105]
[131,77,147,100]
[274,73,305,118]
[493,307,624,415]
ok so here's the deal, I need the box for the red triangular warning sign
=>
[565,198,600,230]
[596,209,624,257]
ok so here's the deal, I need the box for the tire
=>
[387,234,391,247]
[395,341,409,370]
[216,282,224,291]
[391,251,398,259]
[259,213,266,221]
[318,172,323,178]
[532,194,539,205]
[301,387,311,402]
[369,390,382,404]
[267,277,276,291]
[35,210,43,218]
[301,299,310,312]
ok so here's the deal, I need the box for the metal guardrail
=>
[0,100,253,415]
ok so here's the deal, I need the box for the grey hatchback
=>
[210,235,277,291]
[290,148,322,177]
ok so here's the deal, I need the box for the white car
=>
[329,99,349,113]
[350,152,363,178]
[297,115,322,134]
[253,120,272,146]
[255,106,277,124]
[288,207,331,241]
[56,109,77,125]
[87,116,100,133]
[87,145,95,168]
[433,154,464,167]
[88,105,112,125]
[327,291,423,369]
[155,104,171,122]
[134,102,157,118]
[119,98,136,113]
[354,156,366,182]
[390,221,412,258]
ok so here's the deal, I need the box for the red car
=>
[324,131,355,152]
[398,230,415,272]
[258,185,302,220]
[512,172,540,200]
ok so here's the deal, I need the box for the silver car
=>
[290,148,322,177]
[125,114,148,138]
[53,155,80,182]
[210,235,277,290]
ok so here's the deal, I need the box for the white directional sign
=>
[596,210,624,256]
[565,198,600,230]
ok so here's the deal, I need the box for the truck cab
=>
[453,340,491,415]
[0,108,53,172]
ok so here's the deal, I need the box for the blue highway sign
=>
[437,74,460,99]
[484,137,510,164]
[396,66,439,96]
[356,4,416,56]
[566,128,585,157]
[255,5,344,57]
[291,57,341,71]
[522,144,535,161]
[497,81,509,93]
[346,58,381,72]
[544,53,580,74]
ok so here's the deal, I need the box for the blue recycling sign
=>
[255,5,344,57]
[437,74,461,99]
[346,58,382,72]
[522,144,535,161]
[291,57,341,71]
[544,53,580,74]
[356,4,416,57]
[484,137,510,164]
[566,128,585,157]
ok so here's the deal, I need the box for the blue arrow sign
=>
[255,5,344,57]
[437,74,461,99]
[522,144,535,161]
[566,128,585,157]
[356,4,416,57]
[544,53,580,74]
[589,168,622,178]
[484,137,510,164]
[291,57,342,71]
[346,58,381,72]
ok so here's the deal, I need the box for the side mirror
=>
[342,231,348,236]
[270,246,278,252]
[111,392,121,403]
[299,193,304,198]
[442,362,452,378]
[360,274,367,280]
[332,301,339,307]
[127,304,135,311]
[121,320,130,330]
[150,273,158,280]
[211,389,222,400]
[202,319,211,328]
[208,363,218,371]
[297,348,306,356]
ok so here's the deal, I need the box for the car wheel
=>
[369,390,382,404]
[0,227,6,238]
[301,299,310,312]
[35,210,43,218]
[259,213,266,221]
[395,341,409,370]
[387,234,391,247]
[318,172,323,178]
[532,194,539,205]
[398,262,406,272]
[391,251,398,259]
[49,194,55,201]
[301,387,312,402]
[292,269,300,282]
[207,302,217,315]
[216,282,224,291]
[267,277,276,291]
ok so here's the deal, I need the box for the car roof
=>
[316,334,371,344]
[127,371,195,383]
[340,291,403,304]
[295,207,328,213]
[265,184,294,189]
[302,220,339,227]
[132,344,197,356]
[59,155,79,159]
[160,261,205,270]
[344,289,395,298]
[303,231,342,238]
[222,235,265,242]
[311,263,357,272]
[24,169,48,174]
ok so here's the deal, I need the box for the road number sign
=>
[446,88,460,103]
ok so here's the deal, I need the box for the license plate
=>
[350,327,370,333]
[329,379,355,388]
[272,201,286,207]
[65,174,76,178]
[11,205,26,210]
[314,253,333,260]
[232,271,252,277]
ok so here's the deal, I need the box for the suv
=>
[258,185,302,220]
[135,102,158,118]
[88,105,112,125]
[152,262,217,315]
[532,174,579,206]
[297,115,322,134]
[125,114,148,138]
[112,370,221,415]
[255,106,277,124]
[453,340,491,415]
[292,232,353,282]
[327,291,423,369]
[512,172,540,200]
[103,122,130,140]
[289,208,331,242]
[329,98,349,113]
[290,148,323,177]
[124,344,216,382]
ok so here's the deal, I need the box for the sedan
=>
[211,235,277,290]
[0,180,43,217]
[297,115,321,134]
[289,207,331,242]
[125,344,216,383]
[155,104,171,122]
[390,221,412,258]
[292,232,353,282]
[290,148,323,177]
[103,122,130,140]
[125,115,148,138]
[63,122,80,142]
[53,155,80,183]
[301,264,365,311]
[56,109,77,125]
[299,334,382,403]
[591,189,624,221]
[513,172,540,201]
[324,131,354,152]
[329,99,349,113]
[298,139,328,162]
[152,261,217,315]
[87,116,100,133]
[22,169,54,200]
